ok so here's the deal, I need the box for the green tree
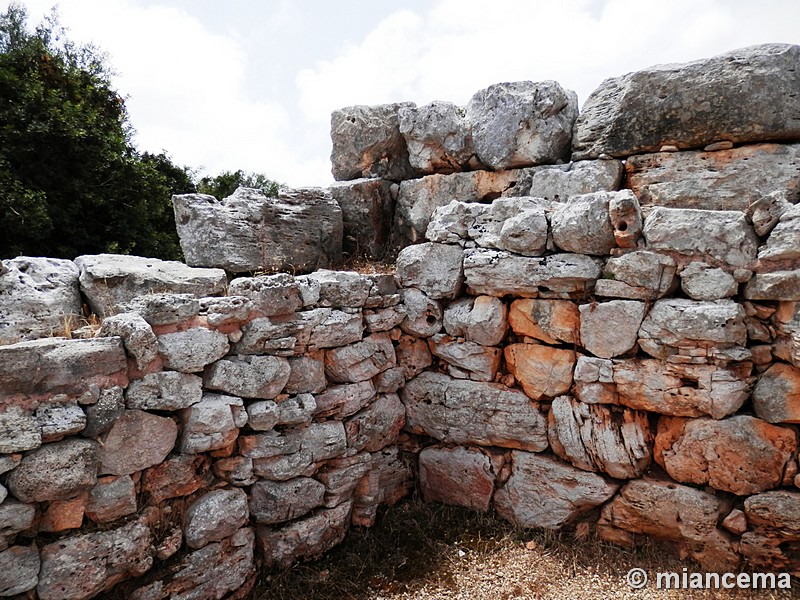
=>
[197,169,283,200]
[0,4,193,260]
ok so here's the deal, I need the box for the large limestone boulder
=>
[399,101,475,174]
[551,190,641,255]
[331,102,416,181]
[75,253,226,317]
[0,257,81,345]
[419,446,498,512]
[395,242,463,299]
[579,300,646,358]
[203,355,290,399]
[572,44,800,159]
[427,334,501,382]
[627,143,800,211]
[184,488,249,549]
[97,410,177,476]
[443,296,507,346]
[173,187,343,274]
[502,159,623,199]
[494,451,618,530]
[466,80,578,170]
[402,371,548,451]
[655,415,797,495]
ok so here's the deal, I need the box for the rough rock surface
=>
[0,501,36,551]
[329,178,395,259]
[344,393,405,452]
[504,343,574,400]
[419,446,497,512]
[741,491,800,573]
[502,159,623,199]
[551,191,637,255]
[35,402,86,442]
[443,296,507,346]
[572,44,800,159]
[0,257,81,345]
[654,415,797,495]
[227,273,303,316]
[579,300,645,358]
[122,293,201,326]
[466,80,578,169]
[428,334,501,382]
[85,475,137,523]
[157,327,230,373]
[402,372,548,451]
[331,102,416,181]
[507,299,579,344]
[7,438,97,503]
[752,362,800,423]
[179,394,246,454]
[324,333,396,383]
[395,242,464,299]
[97,312,158,369]
[250,478,326,525]
[627,143,800,211]
[98,410,177,476]
[203,355,290,399]
[494,451,618,530]
[83,387,125,438]
[125,372,203,411]
[173,187,343,273]
[759,204,800,263]
[679,262,738,300]
[595,251,677,300]
[547,396,652,479]
[184,488,249,549]
[74,253,226,316]
[0,544,40,596]
[399,101,474,174]
[745,271,800,301]
[142,454,213,503]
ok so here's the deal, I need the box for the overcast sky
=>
[10,0,800,187]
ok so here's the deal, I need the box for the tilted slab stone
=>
[402,371,548,451]
[315,453,372,508]
[627,143,800,211]
[643,207,758,268]
[0,257,81,345]
[227,273,303,317]
[331,102,416,181]
[443,296,507,346]
[352,446,413,527]
[508,298,579,345]
[364,305,406,332]
[655,415,797,495]
[419,446,498,512]
[199,295,252,326]
[551,191,640,256]
[7,438,97,503]
[753,362,800,423]
[428,334,501,382]
[399,100,475,174]
[324,332,396,383]
[502,159,623,200]
[505,343,574,400]
[344,393,405,453]
[573,356,617,405]
[83,386,125,438]
[579,300,645,358]
[98,410,177,476]
[286,352,326,394]
[595,250,677,300]
[74,253,226,317]
[751,190,793,237]
[125,371,203,411]
[494,451,618,530]
[0,544,40,597]
[179,393,246,454]
[214,456,256,487]
[547,396,652,479]
[598,477,739,572]
[759,204,800,263]
[395,242,464,299]
[464,249,601,298]
[36,512,153,600]
[97,312,158,370]
[157,327,230,373]
[466,80,578,170]
[772,302,800,367]
[393,169,518,246]
[184,488,249,549]
[329,178,395,260]
[203,355,290,399]
[174,186,343,273]
[239,421,347,463]
[613,359,753,418]
[741,491,800,574]
[0,336,127,400]
[637,299,747,361]
[572,44,800,160]
[314,380,376,419]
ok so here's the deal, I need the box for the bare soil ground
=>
[247,501,800,600]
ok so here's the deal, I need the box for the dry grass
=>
[248,501,799,600]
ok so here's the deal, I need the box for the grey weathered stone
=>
[643,207,758,268]
[121,293,200,326]
[364,305,406,332]
[773,302,800,367]
[759,204,800,262]
[466,80,578,169]
[125,372,203,411]
[750,190,793,236]
[344,393,405,452]
[402,371,548,451]
[228,273,303,317]
[36,513,153,600]
[179,393,246,454]
[745,271,800,301]
[331,102,416,181]
[7,438,97,503]
[185,488,249,549]
[443,296,507,346]
[464,249,601,298]
[552,191,638,255]
[753,362,800,423]
[570,357,617,405]
[595,251,677,300]
[598,477,740,572]
[249,394,316,430]
[679,262,739,300]
[204,355,290,399]
[324,333,396,383]
[507,299,580,345]
[352,447,413,527]
[494,451,618,530]
[303,270,373,308]
[0,544,40,596]
[213,456,256,487]
[0,337,127,400]
[395,242,463,299]
[374,366,405,394]
[240,421,347,463]
[35,402,86,442]
[0,455,20,476]
[75,253,226,317]
[314,380,376,419]
[637,299,747,361]
[316,453,372,508]
[0,257,81,345]
[174,187,343,273]
[83,386,125,437]
[399,101,474,174]
[399,288,442,337]
[305,309,364,349]
[0,407,40,453]
[579,300,645,358]
[98,410,177,476]
[98,312,158,369]
[329,178,395,259]
[573,44,800,159]
[157,327,230,373]
[285,353,326,395]
[419,446,497,512]
[85,475,137,524]
[0,501,36,551]
[502,159,623,199]
[627,143,800,211]
[199,295,253,326]
[548,396,652,479]
[250,477,326,525]
[427,334,501,382]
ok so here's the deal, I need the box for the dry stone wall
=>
[1,42,800,598]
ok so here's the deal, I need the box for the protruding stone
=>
[179,393,246,454]
[125,372,203,411]
[239,421,346,463]
[315,453,372,508]
[142,454,212,503]
[722,509,748,535]
[7,439,97,503]
[753,362,800,423]
[39,494,87,533]
[402,372,548,451]
[595,251,677,300]
[552,191,640,255]
[395,243,463,300]
[98,313,158,369]
[508,299,579,345]
[655,415,797,495]
[285,353,326,394]
[364,305,406,332]
[98,410,177,476]
[35,402,86,442]
[419,446,497,512]
[760,204,800,263]
[466,80,578,170]
[572,44,800,159]
[0,407,40,453]
[303,270,373,308]
[315,380,376,419]
[329,178,395,259]
[579,300,645,358]
[745,271,800,301]
[573,356,617,405]
[325,333,396,383]
[83,386,125,437]
[185,488,249,549]
[203,355,290,399]
[227,273,302,317]
[174,187,343,273]
[399,101,474,174]
[250,478,326,525]
[443,296,507,346]
[680,262,739,300]
[751,190,793,237]
[157,327,230,373]
[504,343,574,400]
[344,393,405,452]
[494,451,618,530]
[741,491,800,573]
[428,334,501,382]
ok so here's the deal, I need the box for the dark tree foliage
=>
[0,4,194,260]
[197,169,283,200]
